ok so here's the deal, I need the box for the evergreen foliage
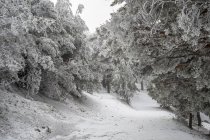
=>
[0,0,94,100]
[100,0,210,122]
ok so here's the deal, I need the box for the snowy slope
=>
[0,89,209,140]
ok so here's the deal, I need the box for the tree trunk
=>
[197,112,202,127]
[189,113,193,129]
[141,81,144,90]
[102,76,106,88]
[107,82,111,93]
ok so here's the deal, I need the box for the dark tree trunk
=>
[102,76,107,88]
[189,113,193,129]
[197,112,202,127]
[106,74,112,93]
[107,82,111,93]
[141,81,144,90]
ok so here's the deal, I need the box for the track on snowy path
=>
[49,91,208,140]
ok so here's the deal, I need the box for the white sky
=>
[50,0,123,33]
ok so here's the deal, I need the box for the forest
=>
[0,0,210,139]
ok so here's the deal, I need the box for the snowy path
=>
[49,91,207,140]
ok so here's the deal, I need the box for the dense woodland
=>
[1,0,210,130]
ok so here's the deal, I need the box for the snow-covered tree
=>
[0,0,94,101]
[106,0,210,127]
[87,23,138,103]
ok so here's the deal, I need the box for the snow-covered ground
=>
[0,89,209,140]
